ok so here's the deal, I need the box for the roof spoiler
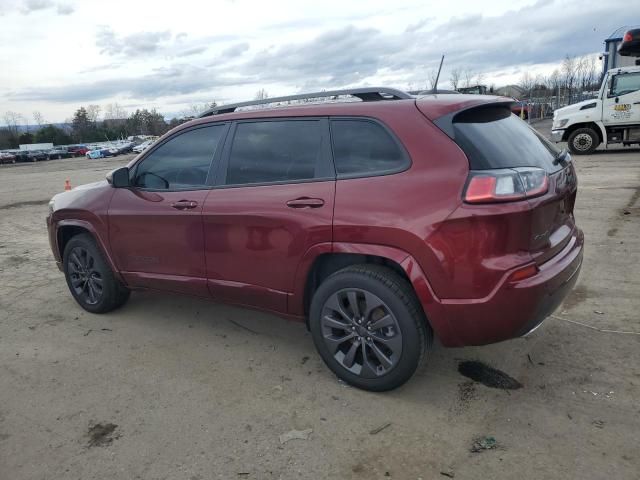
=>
[430,100,516,139]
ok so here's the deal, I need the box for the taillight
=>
[464,167,549,204]
[623,31,633,42]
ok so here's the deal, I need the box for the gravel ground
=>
[1,131,639,479]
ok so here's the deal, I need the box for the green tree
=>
[71,107,95,142]
[34,125,73,145]
[18,132,33,145]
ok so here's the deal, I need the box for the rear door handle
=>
[171,200,198,210]
[286,197,325,209]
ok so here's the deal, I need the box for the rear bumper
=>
[415,228,584,347]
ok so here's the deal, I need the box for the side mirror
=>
[107,167,130,188]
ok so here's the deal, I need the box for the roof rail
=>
[198,87,412,118]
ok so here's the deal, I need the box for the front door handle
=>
[286,197,325,209]
[171,200,198,210]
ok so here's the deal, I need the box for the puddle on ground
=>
[458,361,522,390]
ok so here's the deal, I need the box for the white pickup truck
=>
[551,65,640,154]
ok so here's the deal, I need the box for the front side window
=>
[134,125,225,190]
[330,119,408,177]
[226,120,324,185]
[611,72,640,97]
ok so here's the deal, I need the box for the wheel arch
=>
[55,220,123,283]
[292,242,453,343]
[562,121,605,144]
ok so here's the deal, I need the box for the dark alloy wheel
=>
[67,246,104,305]
[310,265,432,391]
[320,288,402,378]
[63,233,130,313]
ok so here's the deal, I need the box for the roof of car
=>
[170,93,514,136]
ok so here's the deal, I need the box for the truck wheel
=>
[567,127,599,155]
[63,233,130,313]
[309,265,432,392]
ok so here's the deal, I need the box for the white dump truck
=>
[552,28,640,154]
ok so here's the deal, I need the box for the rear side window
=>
[134,125,224,190]
[226,120,323,185]
[451,107,562,172]
[330,119,408,177]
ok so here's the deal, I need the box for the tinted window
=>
[452,107,562,173]
[226,120,323,185]
[611,72,640,97]
[331,120,407,176]
[134,125,224,190]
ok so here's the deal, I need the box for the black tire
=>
[567,127,599,155]
[309,264,432,392]
[63,233,130,313]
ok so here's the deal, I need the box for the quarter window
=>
[133,125,225,190]
[226,120,324,185]
[330,120,407,176]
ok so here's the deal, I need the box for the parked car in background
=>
[0,152,16,164]
[47,88,583,391]
[26,150,48,162]
[68,145,89,156]
[47,147,72,160]
[115,142,135,155]
[86,148,113,159]
[12,150,31,163]
[132,140,154,153]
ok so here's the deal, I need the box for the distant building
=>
[602,25,639,75]
[494,85,525,99]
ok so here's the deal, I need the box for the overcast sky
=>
[0,0,638,123]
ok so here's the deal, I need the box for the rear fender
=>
[290,242,455,344]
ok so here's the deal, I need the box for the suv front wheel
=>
[309,265,431,391]
[63,233,130,313]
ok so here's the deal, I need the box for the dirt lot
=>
[1,132,640,479]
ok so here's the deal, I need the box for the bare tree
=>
[562,55,577,95]
[104,103,127,121]
[462,69,474,88]
[427,68,439,90]
[518,72,535,99]
[449,68,461,90]
[86,104,101,124]
[180,101,218,118]
[33,111,45,127]
[3,111,23,140]
[254,88,269,100]
[475,72,486,87]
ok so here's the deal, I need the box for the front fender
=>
[53,218,124,284]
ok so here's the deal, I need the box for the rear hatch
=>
[429,102,578,265]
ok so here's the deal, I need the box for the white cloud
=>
[1,0,638,122]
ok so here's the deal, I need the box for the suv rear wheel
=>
[309,265,431,391]
[567,127,599,155]
[63,233,130,313]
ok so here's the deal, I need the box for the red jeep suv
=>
[47,88,583,391]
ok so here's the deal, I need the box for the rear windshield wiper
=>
[553,148,569,165]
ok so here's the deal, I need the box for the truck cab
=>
[552,29,640,154]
